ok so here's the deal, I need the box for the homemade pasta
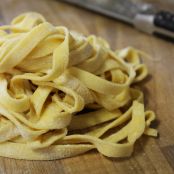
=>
[0,12,157,160]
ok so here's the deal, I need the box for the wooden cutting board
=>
[0,0,174,173]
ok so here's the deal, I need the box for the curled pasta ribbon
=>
[0,12,157,160]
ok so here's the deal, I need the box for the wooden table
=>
[0,0,174,173]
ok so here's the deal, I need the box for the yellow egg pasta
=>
[0,12,157,160]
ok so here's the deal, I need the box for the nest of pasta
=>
[0,12,157,160]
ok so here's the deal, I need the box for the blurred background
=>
[0,0,173,51]
[60,0,174,42]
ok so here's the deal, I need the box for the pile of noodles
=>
[0,12,157,160]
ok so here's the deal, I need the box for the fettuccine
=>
[0,12,157,160]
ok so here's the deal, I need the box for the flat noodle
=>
[0,12,157,160]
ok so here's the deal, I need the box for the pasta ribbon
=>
[0,12,157,160]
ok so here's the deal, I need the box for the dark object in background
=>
[60,0,174,42]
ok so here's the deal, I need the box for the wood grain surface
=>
[0,0,174,173]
